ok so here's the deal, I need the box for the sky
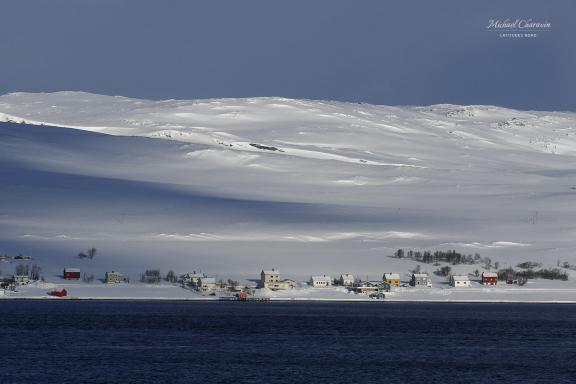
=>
[0,0,574,111]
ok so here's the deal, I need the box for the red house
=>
[63,268,81,280]
[482,272,498,285]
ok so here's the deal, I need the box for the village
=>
[2,250,564,301]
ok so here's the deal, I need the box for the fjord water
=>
[1,302,575,383]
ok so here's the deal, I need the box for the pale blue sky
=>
[0,0,574,110]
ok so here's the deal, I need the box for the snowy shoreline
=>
[3,279,576,303]
[3,296,576,304]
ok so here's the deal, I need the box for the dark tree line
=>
[394,249,483,266]
[15,264,29,276]
[165,270,177,283]
[497,267,568,282]
[141,269,161,284]
[14,263,42,280]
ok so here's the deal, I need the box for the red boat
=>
[49,289,67,297]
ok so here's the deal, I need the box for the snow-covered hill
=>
[1,91,575,280]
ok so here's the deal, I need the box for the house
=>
[227,281,244,292]
[270,279,298,290]
[260,269,296,290]
[410,273,432,287]
[281,279,297,288]
[63,268,80,280]
[383,273,401,287]
[260,269,281,289]
[269,279,297,290]
[0,277,16,291]
[216,280,229,291]
[450,275,471,287]
[339,274,355,286]
[197,277,217,291]
[13,274,30,286]
[482,272,498,285]
[105,271,125,284]
[181,272,205,287]
[353,281,390,295]
[309,275,333,287]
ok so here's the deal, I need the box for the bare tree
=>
[15,264,29,276]
[435,266,452,277]
[82,273,95,283]
[78,247,97,260]
[87,248,97,259]
[165,270,177,283]
[30,264,42,281]
[141,269,161,284]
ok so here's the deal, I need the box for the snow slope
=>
[1,91,575,282]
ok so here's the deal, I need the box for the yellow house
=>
[260,269,295,290]
[383,273,401,287]
[260,269,280,289]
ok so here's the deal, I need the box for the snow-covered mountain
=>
[1,91,575,279]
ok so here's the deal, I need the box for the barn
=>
[482,272,498,285]
[63,268,81,280]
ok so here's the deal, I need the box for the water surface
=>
[0,301,575,383]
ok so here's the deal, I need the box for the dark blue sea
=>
[1,301,575,383]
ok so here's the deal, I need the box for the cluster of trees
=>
[497,267,568,282]
[394,249,492,267]
[435,266,452,277]
[517,261,542,269]
[14,263,42,280]
[141,269,182,284]
[141,270,191,284]
[140,269,161,284]
[77,248,97,260]
[165,270,177,283]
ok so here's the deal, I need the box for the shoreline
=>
[2,296,576,304]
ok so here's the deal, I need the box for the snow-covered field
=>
[4,280,576,303]
[1,91,575,300]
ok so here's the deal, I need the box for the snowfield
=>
[4,279,576,303]
[1,91,576,300]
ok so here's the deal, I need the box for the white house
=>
[339,274,355,286]
[198,277,217,291]
[13,275,30,286]
[182,272,205,287]
[410,273,432,287]
[105,271,125,284]
[310,275,333,288]
[450,275,471,287]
